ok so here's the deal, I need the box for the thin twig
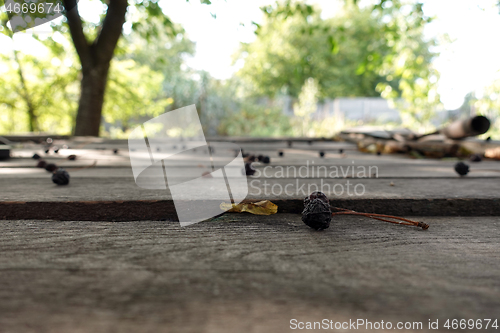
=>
[331,207,429,230]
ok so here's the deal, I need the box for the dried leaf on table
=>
[485,147,500,160]
[220,200,278,215]
[383,141,408,154]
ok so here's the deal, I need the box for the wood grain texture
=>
[0,215,499,332]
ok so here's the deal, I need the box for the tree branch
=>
[63,0,91,69]
[94,0,128,65]
[13,49,38,131]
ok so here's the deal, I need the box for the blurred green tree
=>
[470,80,500,138]
[120,15,199,113]
[101,59,173,137]
[1,0,212,136]
[372,0,443,131]
[217,99,293,137]
[237,2,392,98]
[293,78,318,136]
[0,18,178,135]
[100,15,196,136]
[0,21,79,133]
[0,53,76,133]
[236,0,442,129]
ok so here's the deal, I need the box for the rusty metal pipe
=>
[440,115,490,140]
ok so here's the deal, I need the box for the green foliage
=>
[218,101,293,137]
[470,80,500,139]
[2,0,213,135]
[0,0,446,136]
[0,60,30,133]
[236,1,399,99]
[0,28,79,133]
[260,0,314,21]
[100,15,196,137]
[372,0,443,131]
[236,0,443,131]
[293,78,318,136]
[0,28,178,136]
[101,59,173,137]
[0,6,196,136]
[183,73,294,137]
[129,0,180,42]
[120,14,198,112]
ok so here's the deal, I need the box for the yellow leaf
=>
[220,200,278,215]
[485,147,500,160]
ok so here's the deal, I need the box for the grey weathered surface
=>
[0,215,499,332]
[2,139,500,219]
[1,177,500,201]
[2,158,500,178]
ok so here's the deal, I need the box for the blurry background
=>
[1,0,500,138]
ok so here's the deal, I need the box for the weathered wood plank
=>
[0,215,498,332]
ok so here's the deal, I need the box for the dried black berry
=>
[262,156,270,164]
[32,153,41,160]
[67,155,77,161]
[113,149,119,154]
[454,162,470,176]
[302,191,332,230]
[319,151,325,158]
[52,168,70,185]
[278,151,284,157]
[243,162,255,176]
[45,163,57,172]
[257,155,264,162]
[36,160,47,168]
[469,154,482,162]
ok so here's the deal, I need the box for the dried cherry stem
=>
[331,207,429,230]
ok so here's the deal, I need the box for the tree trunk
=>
[74,64,110,136]
[64,0,128,137]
